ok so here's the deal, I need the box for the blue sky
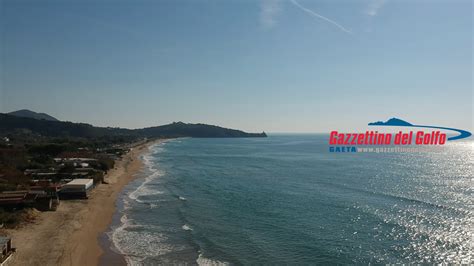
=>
[0,0,472,132]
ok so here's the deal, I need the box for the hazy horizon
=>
[1,0,472,133]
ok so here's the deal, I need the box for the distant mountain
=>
[0,114,266,139]
[138,122,267,138]
[8,109,59,122]
[368,118,413,126]
[0,113,132,138]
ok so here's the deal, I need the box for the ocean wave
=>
[142,141,168,172]
[128,169,165,203]
[142,154,159,172]
[196,253,229,266]
[182,224,192,231]
[112,214,175,265]
[128,186,164,203]
[110,140,180,265]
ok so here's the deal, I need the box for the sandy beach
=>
[4,140,159,266]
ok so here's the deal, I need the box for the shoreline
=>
[5,139,160,266]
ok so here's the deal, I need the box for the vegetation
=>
[0,113,266,139]
[138,122,267,138]
[0,208,39,228]
[7,109,59,122]
[97,157,115,172]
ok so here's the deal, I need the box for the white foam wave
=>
[196,253,229,266]
[111,139,177,265]
[142,141,168,172]
[182,224,192,231]
[112,214,174,265]
[128,168,164,203]
[128,185,164,203]
[142,153,158,172]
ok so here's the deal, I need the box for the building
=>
[0,188,59,212]
[0,236,14,265]
[59,179,94,199]
[53,158,97,164]
[0,192,36,209]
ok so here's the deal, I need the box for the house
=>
[53,158,97,164]
[59,179,94,199]
[0,192,36,209]
[0,185,60,211]
[29,180,61,211]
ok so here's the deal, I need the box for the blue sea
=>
[107,135,473,265]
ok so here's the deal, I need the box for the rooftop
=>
[66,179,93,185]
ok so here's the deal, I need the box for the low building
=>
[29,181,61,211]
[0,188,59,211]
[59,179,94,199]
[0,236,14,265]
[0,192,37,209]
[71,172,90,178]
[53,158,97,164]
[73,168,95,173]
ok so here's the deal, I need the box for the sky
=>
[0,0,472,133]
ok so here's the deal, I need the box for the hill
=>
[368,118,413,126]
[8,109,59,122]
[0,113,132,138]
[0,114,266,139]
[138,122,267,138]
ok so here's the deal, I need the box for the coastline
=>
[5,140,160,266]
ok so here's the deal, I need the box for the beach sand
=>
[4,140,159,266]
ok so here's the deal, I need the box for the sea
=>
[105,134,473,265]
